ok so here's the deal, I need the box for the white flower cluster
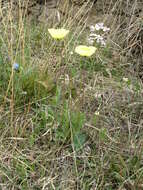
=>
[95,23,110,32]
[88,33,106,46]
[87,23,110,46]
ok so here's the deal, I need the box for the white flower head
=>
[89,25,95,32]
[91,34,106,46]
[103,26,110,32]
[95,23,110,32]
[101,40,106,46]
[89,33,99,38]
[123,77,129,82]
[95,23,104,30]
[96,35,104,41]
[95,111,100,116]
[87,38,94,45]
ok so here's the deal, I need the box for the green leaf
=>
[99,128,108,141]
[73,133,87,151]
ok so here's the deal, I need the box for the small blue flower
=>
[13,63,19,71]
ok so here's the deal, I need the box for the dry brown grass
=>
[0,0,143,189]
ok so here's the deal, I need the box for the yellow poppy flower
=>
[75,45,97,57]
[48,28,69,39]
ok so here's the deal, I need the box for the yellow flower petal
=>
[48,28,69,39]
[75,45,97,57]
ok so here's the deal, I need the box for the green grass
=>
[0,1,143,189]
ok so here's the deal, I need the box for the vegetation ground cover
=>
[0,0,143,189]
